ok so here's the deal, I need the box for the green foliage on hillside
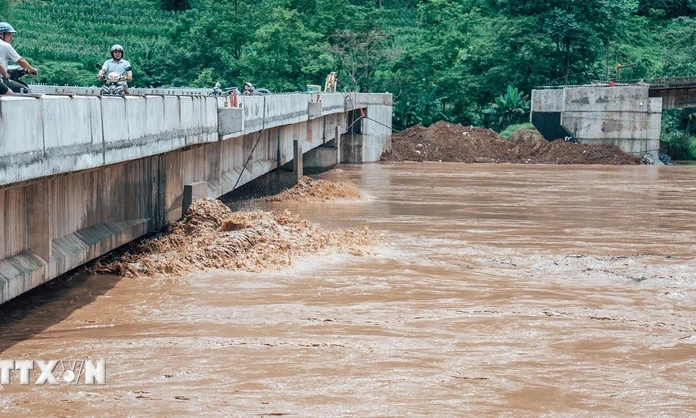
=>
[4,0,696,154]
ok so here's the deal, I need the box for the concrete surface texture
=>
[0,91,393,305]
[531,86,661,157]
[0,94,218,185]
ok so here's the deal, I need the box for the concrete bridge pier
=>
[341,104,393,164]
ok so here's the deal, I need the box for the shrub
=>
[661,131,696,160]
[483,85,530,131]
[500,123,535,140]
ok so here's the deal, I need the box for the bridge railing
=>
[536,77,696,90]
[28,84,215,96]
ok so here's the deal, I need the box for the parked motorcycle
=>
[209,83,238,97]
[100,65,131,96]
[242,82,271,96]
[6,65,30,93]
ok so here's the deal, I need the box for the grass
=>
[500,122,535,140]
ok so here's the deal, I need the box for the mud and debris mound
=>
[95,198,373,277]
[381,121,642,165]
[266,176,363,202]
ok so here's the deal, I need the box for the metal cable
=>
[231,96,267,193]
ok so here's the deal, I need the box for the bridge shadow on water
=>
[0,168,303,356]
[0,272,122,356]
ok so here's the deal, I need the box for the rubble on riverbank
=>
[381,122,642,165]
[94,198,373,277]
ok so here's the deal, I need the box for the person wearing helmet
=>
[243,82,255,95]
[0,22,38,95]
[97,44,132,94]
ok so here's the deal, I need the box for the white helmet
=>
[110,44,124,59]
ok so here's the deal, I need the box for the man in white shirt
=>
[0,22,38,95]
[97,44,132,94]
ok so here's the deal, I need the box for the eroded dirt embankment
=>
[95,178,370,277]
[382,121,642,165]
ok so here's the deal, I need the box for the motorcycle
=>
[242,85,271,96]
[209,83,238,97]
[6,65,31,93]
[100,65,131,96]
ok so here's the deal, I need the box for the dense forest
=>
[5,0,696,157]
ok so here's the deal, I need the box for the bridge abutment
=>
[531,86,661,159]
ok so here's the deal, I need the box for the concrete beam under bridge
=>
[531,86,661,158]
[649,86,696,110]
[0,91,392,305]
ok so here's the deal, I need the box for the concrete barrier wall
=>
[320,94,345,116]
[0,97,45,184]
[0,91,389,188]
[0,95,218,186]
[240,94,312,134]
[354,93,393,106]
[564,87,651,112]
[43,96,103,174]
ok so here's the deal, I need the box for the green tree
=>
[637,0,696,18]
[161,0,190,11]
[0,0,11,19]
[497,0,637,83]
[483,85,531,131]
[594,0,638,80]
[331,29,389,91]
[241,8,334,91]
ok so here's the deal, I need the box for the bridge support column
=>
[303,126,342,175]
[26,182,51,266]
[293,139,303,178]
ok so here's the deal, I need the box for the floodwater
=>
[1,163,695,416]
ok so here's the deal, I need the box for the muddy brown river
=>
[1,163,695,416]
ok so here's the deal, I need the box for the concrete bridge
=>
[530,81,696,159]
[0,87,392,304]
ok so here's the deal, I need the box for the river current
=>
[0,163,694,415]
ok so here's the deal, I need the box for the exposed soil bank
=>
[382,121,642,165]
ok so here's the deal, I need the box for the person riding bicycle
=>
[97,44,132,94]
[0,22,38,95]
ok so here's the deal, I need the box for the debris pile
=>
[381,122,642,165]
[266,176,363,202]
[95,198,372,277]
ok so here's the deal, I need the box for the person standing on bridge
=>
[97,44,132,94]
[0,22,39,95]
